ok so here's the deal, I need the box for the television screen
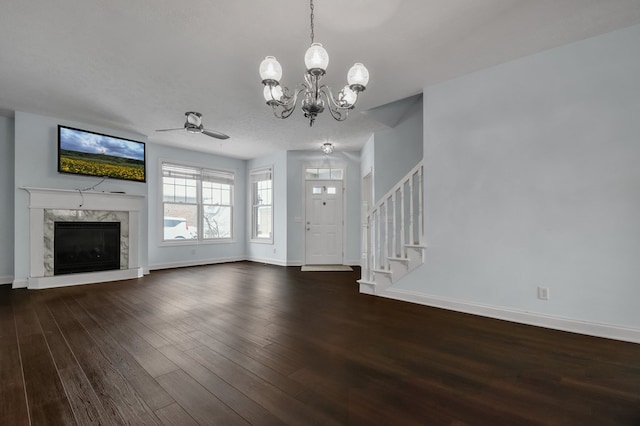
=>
[58,125,146,183]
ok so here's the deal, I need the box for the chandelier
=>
[259,0,369,126]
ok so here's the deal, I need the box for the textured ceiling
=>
[1,0,640,159]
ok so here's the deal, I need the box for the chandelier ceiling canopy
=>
[320,142,334,154]
[259,0,369,126]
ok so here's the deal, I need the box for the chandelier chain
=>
[310,0,315,44]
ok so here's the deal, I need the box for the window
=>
[305,167,343,180]
[250,167,273,242]
[162,162,234,241]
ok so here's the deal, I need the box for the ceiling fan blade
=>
[155,128,184,132]
[202,129,230,140]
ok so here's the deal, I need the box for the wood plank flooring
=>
[1,261,639,425]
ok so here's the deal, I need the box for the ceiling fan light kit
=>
[156,112,230,140]
[259,0,369,126]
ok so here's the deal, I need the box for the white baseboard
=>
[13,279,28,289]
[0,275,13,285]
[245,256,290,267]
[148,256,245,271]
[381,288,640,344]
[345,259,361,267]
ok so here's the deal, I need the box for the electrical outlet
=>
[273,248,277,254]
[191,249,196,255]
[537,286,549,300]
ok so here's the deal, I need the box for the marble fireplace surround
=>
[23,187,144,289]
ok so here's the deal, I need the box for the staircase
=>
[358,161,425,295]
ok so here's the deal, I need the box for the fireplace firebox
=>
[54,222,121,275]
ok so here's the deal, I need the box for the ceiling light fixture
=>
[259,0,369,127]
[321,142,334,154]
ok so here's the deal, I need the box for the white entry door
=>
[305,180,343,265]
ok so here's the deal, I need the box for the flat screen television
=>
[58,125,146,183]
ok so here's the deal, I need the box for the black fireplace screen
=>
[54,221,121,275]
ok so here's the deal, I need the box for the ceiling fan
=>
[156,111,230,140]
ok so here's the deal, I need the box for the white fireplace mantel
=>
[22,187,145,289]
[24,187,144,211]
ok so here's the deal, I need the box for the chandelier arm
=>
[317,89,348,122]
[270,86,307,120]
[272,104,297,120]
[327,104,349,121]
[320,85,359,111]
[267,83,306,108]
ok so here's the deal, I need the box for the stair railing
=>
[363,161,423,282]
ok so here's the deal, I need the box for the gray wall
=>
[7,110,363,279]
[246,151,288,265]
[397,24,640,330]
[0,117,14,284]
[147,143,247,269]
[13,111,149,287]
[373,97,423,201]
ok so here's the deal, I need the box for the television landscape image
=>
[58,125,146,182]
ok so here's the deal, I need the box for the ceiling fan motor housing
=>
[185,112,204,133]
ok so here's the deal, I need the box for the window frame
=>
[250,166,274,244]
[160,161,235,245]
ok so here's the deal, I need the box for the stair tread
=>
[388,256,410,262]
[405,244,427,248]
[372,268,392,275]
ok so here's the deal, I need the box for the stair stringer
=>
[358,244,425,295]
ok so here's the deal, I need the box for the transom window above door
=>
[305,168,343,180]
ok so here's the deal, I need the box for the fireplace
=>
[22,187,144,290]
[54,222,121,275]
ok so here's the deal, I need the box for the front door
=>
[305,180,343,265]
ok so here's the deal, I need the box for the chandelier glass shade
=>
[259,0,369,126]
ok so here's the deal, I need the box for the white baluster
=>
[400,182,405,258]
[409,174,414,246]
[392,191,397,258]
[418,166,423,245]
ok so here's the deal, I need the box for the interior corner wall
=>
[12,111,149,287]
[147,143,247,270]
[0,116,15,284]
[246,151,287,265]
[373,98,423,201]
[360,134,375,180]
[396,24,640,332]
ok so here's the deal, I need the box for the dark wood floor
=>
[1,262,639,425]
